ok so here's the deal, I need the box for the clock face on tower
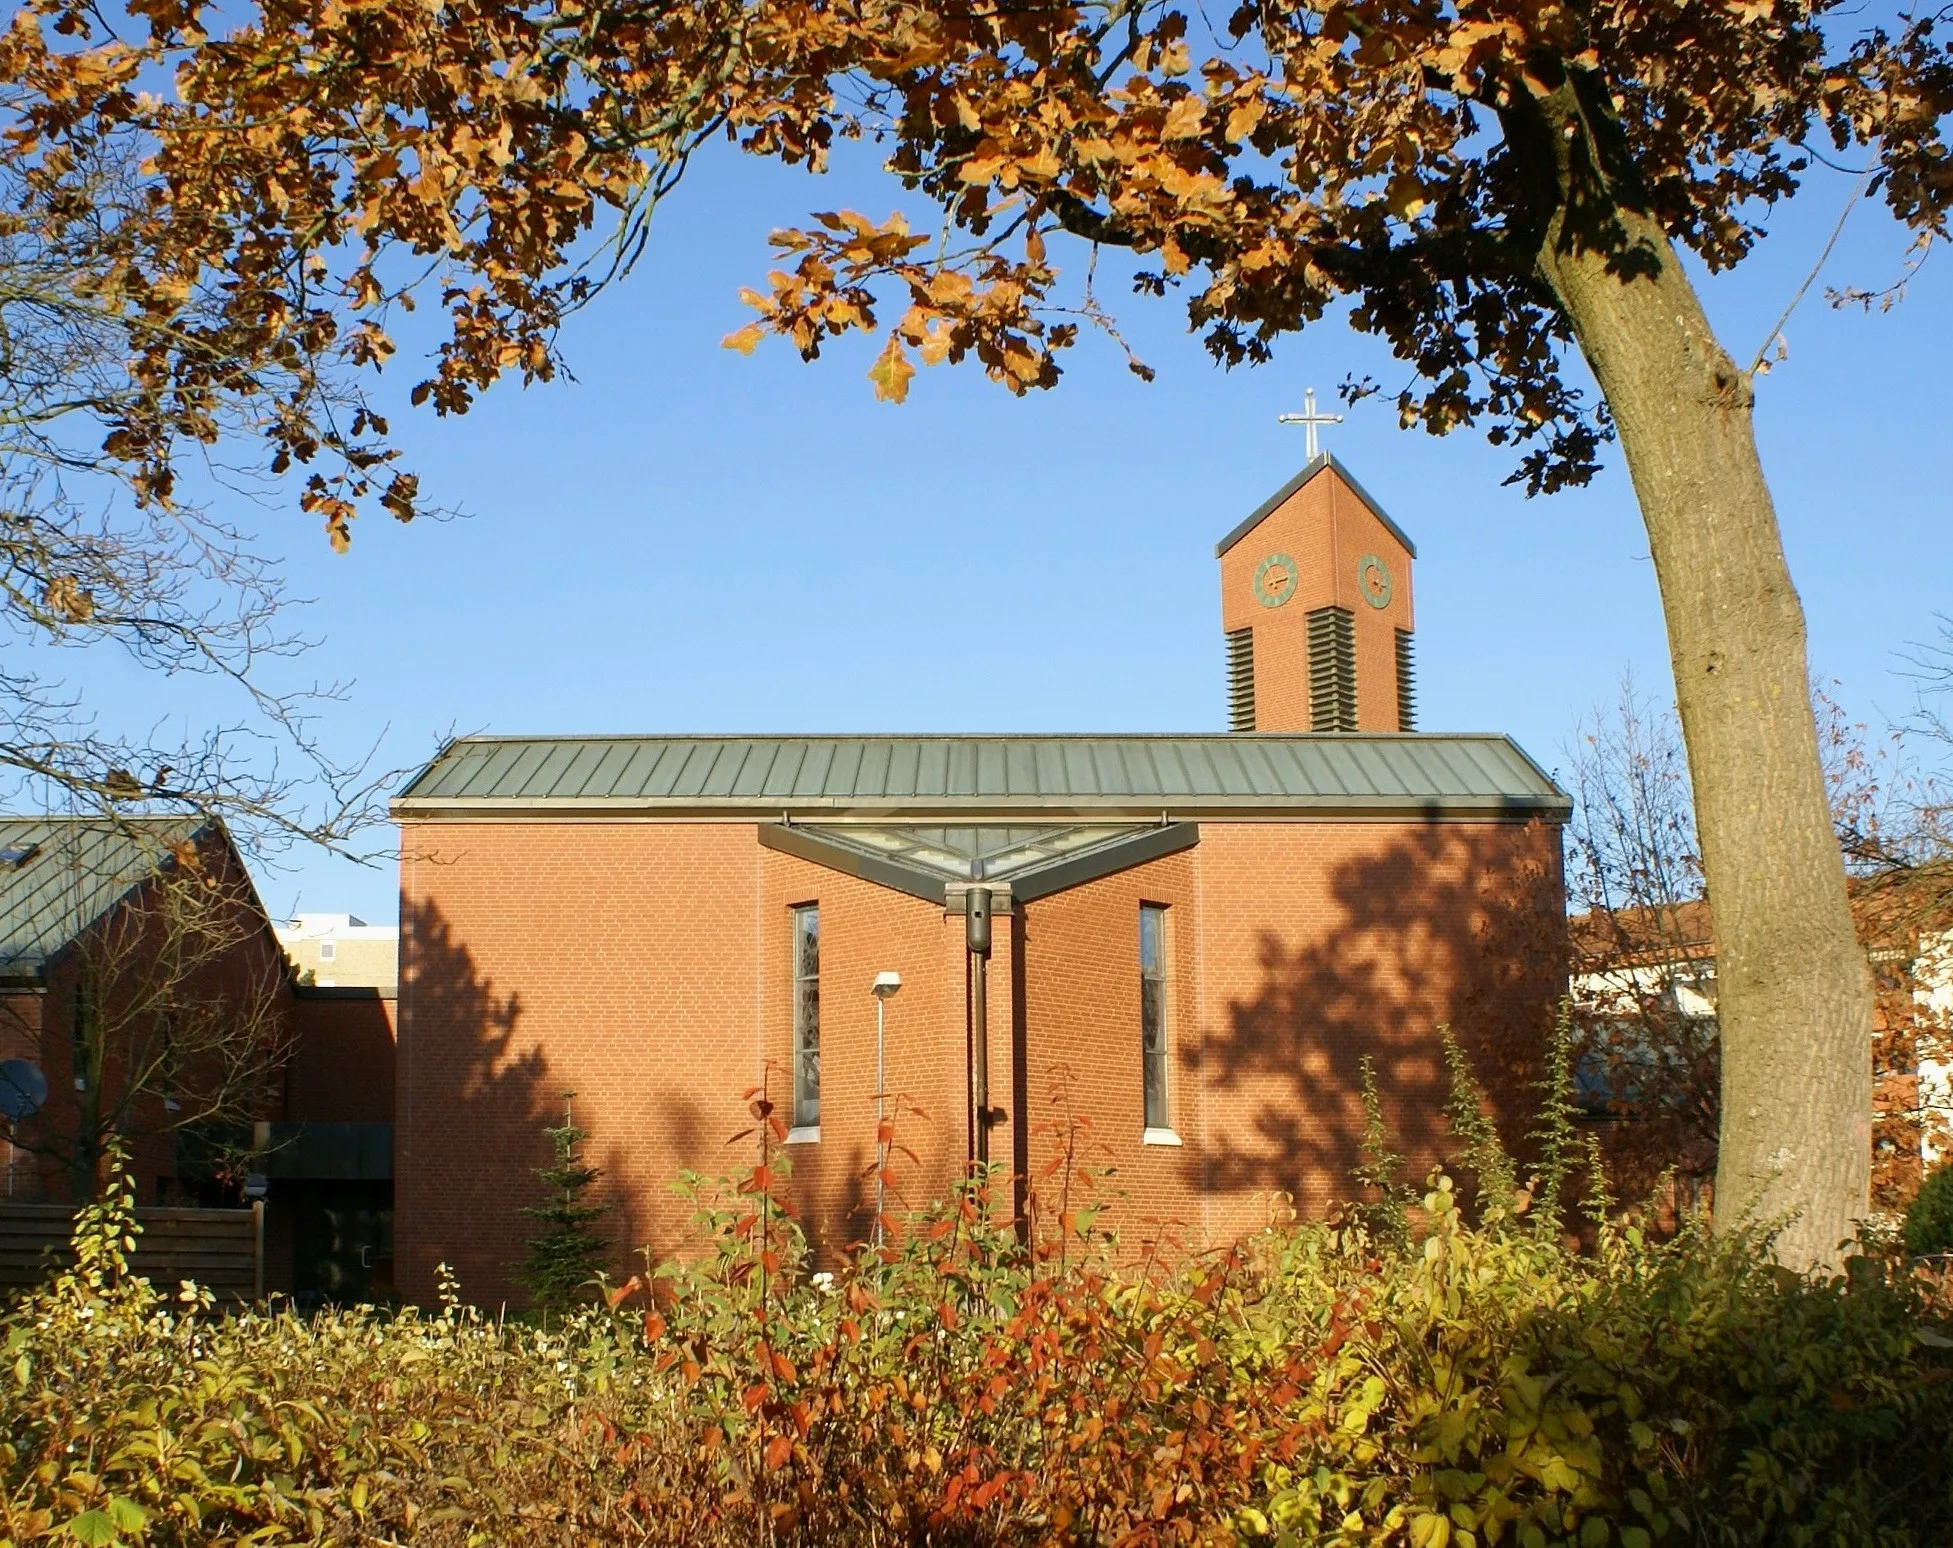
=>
[1254,553,1298,608]
[1357,553,1393,609]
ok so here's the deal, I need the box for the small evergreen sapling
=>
[517,1094,610,1313]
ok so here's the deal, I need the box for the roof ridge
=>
[0,812,205,824]
[438,731,1523,745]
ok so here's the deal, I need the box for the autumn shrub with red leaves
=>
[4,1064,1952,1547]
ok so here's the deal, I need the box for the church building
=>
[389,451,1569,1305]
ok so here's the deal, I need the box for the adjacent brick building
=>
[0,816,291,1206]
[391,455,1570,1305]
[0,817,399,1300]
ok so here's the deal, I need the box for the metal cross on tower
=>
[1277,388,1343,461]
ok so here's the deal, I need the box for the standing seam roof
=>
[392,735,1568,815]
[0,815,209,975]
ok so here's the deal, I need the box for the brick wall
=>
[759,849,970,1255]
[284,934,398,991]
[286,991,397,1124]
[1015,819,1563,1251]
[396,816,1564,1305]
[397,821,761,1306]
[1018,848,1206,1248]
[1186,817,1563,1242]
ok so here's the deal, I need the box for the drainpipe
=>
[966,887,993,1168]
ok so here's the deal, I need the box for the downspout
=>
[1009,908,1031,1242]
[966,886,993,1169]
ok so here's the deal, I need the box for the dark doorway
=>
[290,1181,394,1303]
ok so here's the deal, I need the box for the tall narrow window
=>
[791,904,821,1130]
[1226,627,1256,732]
[1140,904,1170,1132]
[1395,628,1417,731]
[1307,605,1357,731]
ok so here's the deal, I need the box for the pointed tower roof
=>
[1215,452,1417,560]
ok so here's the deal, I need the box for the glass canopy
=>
[793,824,1154,883]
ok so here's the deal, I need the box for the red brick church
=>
[390,452,1569,1305]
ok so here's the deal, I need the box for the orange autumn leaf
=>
[868,334,915,402]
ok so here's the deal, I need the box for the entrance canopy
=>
[760,821,1199,907]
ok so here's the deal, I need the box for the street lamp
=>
[871,971,902,1245]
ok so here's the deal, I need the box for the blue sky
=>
[71,141,1953,924]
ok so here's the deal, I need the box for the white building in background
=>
[1569,900,1953,1174]
[1910,932,1953,1168]
[276,913,398,991]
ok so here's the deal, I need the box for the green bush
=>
[1904,1163,1953,1258]
[3,1088,1951,1546]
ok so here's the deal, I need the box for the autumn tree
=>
[1567,677,1953,1215]
[6,0,1950,1264]
[1,44,394,845]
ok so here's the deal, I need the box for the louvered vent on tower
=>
[1395,628,1416,732]
[1226,627,1256,732]
[1307,606,1357,732]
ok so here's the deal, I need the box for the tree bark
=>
[1525,113,1874,1270]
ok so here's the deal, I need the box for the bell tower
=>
[1217,444,1416,734]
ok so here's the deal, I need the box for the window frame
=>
[1139,902,1175,1141]
[789,903,821,1138]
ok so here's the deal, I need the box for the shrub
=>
[2,1075,1951,1546]
[1905,1163,1953,1258]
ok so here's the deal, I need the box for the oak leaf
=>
[868,335,915,402]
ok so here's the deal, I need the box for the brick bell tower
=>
[1217,410,1416,734]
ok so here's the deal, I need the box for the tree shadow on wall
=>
[596,1093,721,1280]
[823,1140,874,1263]
[397,896,547,1308]
[1188,819,1566,1215]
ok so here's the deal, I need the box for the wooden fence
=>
[0,1203,263,1302]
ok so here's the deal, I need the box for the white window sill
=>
[1141,1127,1183,1147]
[785,1126,821,1146]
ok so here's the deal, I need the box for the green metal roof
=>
[0,815,206,979]
[393,734,1567,820]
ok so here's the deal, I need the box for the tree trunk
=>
[1530,183,1874,1269]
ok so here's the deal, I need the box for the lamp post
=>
[871,971,902,1246]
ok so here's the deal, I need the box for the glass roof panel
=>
[797,824,1151,881]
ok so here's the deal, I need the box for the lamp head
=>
[871,971,903,999]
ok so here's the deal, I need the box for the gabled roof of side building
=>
[1214,452,1418,560]
[392,733,1568,821]
[0,814,210,980]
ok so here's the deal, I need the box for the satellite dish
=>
[0,1060,48,1123]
